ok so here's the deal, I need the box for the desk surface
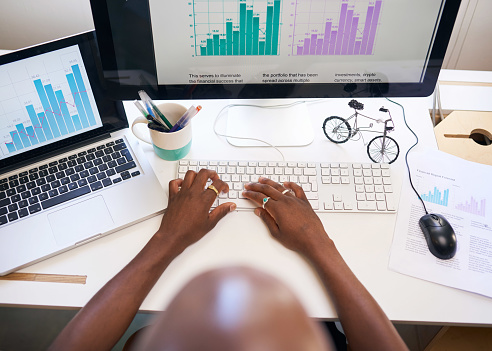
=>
[1,97,492,326]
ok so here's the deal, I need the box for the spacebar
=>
[218,198,257,209]
[41,186,91,210]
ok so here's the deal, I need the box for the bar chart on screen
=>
[193,0,282,56]
[292,0,383,56]
[0,46,101,158]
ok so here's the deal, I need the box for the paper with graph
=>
[389,149,492,298]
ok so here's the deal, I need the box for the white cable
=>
[212,99,325,161]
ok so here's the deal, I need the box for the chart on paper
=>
[292,0,383,56]
[0,45,102,159]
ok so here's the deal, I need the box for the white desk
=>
[1,97,492,326]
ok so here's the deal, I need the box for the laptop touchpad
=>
[48,196,114,247]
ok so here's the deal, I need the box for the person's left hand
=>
[156,169,236,256]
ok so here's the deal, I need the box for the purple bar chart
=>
[456,197,486,217]
[293,0,383,56]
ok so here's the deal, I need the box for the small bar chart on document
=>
[193,0,282,56]
[292,0,383,56]
[0,45,101,158]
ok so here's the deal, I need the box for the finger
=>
[259,177,287,193]
[181,170,197,188]
[191,169,219,191]
[205,178,230,201]
[243,182,282,200]
[284,182,308,202]
[208,202,236,228]
[242,188,272,207]
[169,178,183,198]
[254,208,280,237]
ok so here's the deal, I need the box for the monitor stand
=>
[225,99,314,147]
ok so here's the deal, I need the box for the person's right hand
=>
[243,177,331,257]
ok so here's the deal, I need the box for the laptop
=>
[0,31,167,275]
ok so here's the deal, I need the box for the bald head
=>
[136,267,333,351]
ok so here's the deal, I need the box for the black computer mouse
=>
[419,213,457,260]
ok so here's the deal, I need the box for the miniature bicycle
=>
[322,100,400,164]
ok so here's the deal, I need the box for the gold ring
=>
[207,184,219,196]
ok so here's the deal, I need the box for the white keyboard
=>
[177,160,397,213]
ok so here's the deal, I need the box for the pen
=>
[138,90,174,130]
[134,100,170,131]
[169,105,201,132]
[148,122,169,133]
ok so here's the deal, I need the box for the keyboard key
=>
[102,178,112,187]
[41,186,91,210]
[18,208,29,218]
[121,171,131,180]
[46,175,56,182]
[61,177,70,185]
[39,193,49,201]
[78,179,88,187]
[115,161,136,173]
[131,171,140,177]
[80,170,89,178]
[97,173,106,180]
[41,184,51,192]
[7,212,18,222]
[58,163,68,170]
[0,184,8,191]
[113,178,122,184]
[21,191,31,199]
[6,189,16,197]
[0,207,7,215]
[94,158,103,166]
[90,181,103,191]
[9,175,18,180]
[11,194,21,203]
[0,215,7,225]
[121,149,133,162]
[55,171,65,179]
[26,181,36,189]
[115,138,124,144]
[58,186,68,194]
[107,169,116,177]
[28,203,42,214]
[113,143,127,151]
[8,203,18,212]
[28,196,39,205]
[68,182,78,191]
[51,180,61,188]
[19,176,29,184]
[87,176,97,183]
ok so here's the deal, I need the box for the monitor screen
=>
[90,0,461,100]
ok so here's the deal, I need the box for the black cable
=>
[385,98,428,214]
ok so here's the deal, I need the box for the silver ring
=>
[281,189,291,195]
[262,197,270,209]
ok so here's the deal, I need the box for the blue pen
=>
[169,105,201,132]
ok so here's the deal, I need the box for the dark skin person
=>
[49,170,408,351]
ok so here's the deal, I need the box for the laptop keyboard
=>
[0,138,140,226]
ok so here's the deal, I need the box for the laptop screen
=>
[0,31,127,173]
[0,45,103,161]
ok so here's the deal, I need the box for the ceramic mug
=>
[131,103,192,161]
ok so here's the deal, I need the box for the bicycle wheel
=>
[367,135,400,164]
[323,116,351,144]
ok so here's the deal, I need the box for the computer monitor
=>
[90,0,461,100]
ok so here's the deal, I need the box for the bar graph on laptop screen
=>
[0,45,103,160]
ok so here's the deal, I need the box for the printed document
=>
[389,149,492,298]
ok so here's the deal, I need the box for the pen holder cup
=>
[131,103,192,161]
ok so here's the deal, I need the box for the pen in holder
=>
[131,103,192,161]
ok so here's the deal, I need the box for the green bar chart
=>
[194,0,281,56]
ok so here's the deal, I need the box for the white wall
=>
[0,0,491,71]
[0,0,94,50]
[443,0,492,71]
